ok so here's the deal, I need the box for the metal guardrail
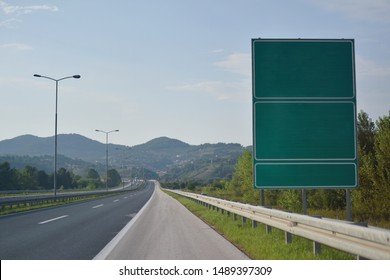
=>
[0,182,144,211]
[167,189,390,260]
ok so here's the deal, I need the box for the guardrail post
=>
[313,241,321,255]
[242,216,246,225]
[266,224,272,234]
[252,220,258,228]
[233,213,237,221]
[285,232,293,244]
[285,221,297,244]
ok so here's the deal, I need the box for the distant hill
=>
[0,134,245,181]
[139,137,190,150]
[0,134,108,162]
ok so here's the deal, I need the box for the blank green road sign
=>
[252,39,357,189]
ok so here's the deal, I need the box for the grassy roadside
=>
[165,190,354,260]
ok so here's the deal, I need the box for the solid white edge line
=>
[93,183,157,260]
[38,215,69,225]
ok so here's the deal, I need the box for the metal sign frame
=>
[252,38,358,189]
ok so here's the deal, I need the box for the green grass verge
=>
[166,191,354,260]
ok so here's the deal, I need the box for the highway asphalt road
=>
[97,182,249,260]
[0,182,154,260]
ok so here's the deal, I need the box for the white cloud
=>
[169,52,252,101]
[310,0,390,23]
[0,43,33,51]
[0,1,58,15]
[215,53,251,77]
[0,18,20,28]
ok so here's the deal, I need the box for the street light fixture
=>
[34,74,81,197]
[95,129,119,191]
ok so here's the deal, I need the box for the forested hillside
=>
[0,136,244,190]
[182,110,390,228]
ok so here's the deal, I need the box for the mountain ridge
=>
[0,134,245,181]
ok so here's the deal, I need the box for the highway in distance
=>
[0,182,154,260]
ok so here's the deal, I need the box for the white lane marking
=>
[38,215,69,225]
[93,186,156,260]
[92,204,104,209]
[123,196,128,199]
[113,199,119,202]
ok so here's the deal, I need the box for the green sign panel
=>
[252,39,357,189]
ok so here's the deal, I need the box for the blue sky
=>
[1,0,389,147]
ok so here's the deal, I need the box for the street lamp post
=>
[95,129,119,191]
[34,74,80,197]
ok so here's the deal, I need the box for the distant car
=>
[201,193,208,196]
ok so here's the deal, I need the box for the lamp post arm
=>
[34,74,81,82]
